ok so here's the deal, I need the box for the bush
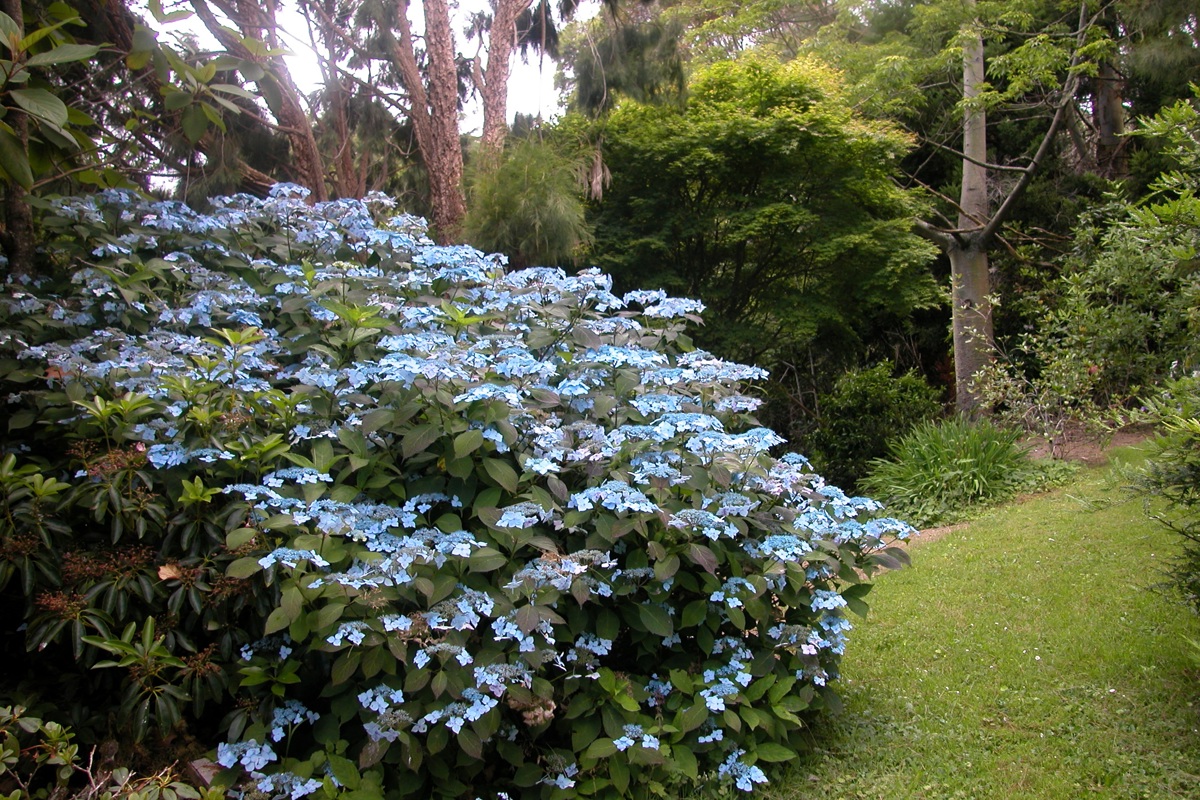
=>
[0,705,217,799]
[860,417,1072,528]
[465,139,592,268]
[806,363,942,491]
[1133,377,1200,611]
[0,187,914,799]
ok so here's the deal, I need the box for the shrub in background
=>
[464,138,593,269]
[0,187,914,799]
[1134,376,1200,611]
[806,362,942,491]
[860,417,1073,528]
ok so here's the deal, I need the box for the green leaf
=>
[469,546,508,573]
[9,88,69,126]
[163,90,193,111]
[181,105,208,143]
[678,700,707,733]
[0,128,31,189]
[672,744,698,779]
[127,26,156,70]
[19,18,76,52]
[225,556,262,579]
[754,742,798,762]
[610,756,629,794]
[402,423,440,459]
[6,409,33,431]
[326,754,361,790]
[583,738,617,760]
[359,408,393,435]
[25,43,98,67]
[680,599,708,629]
[454,429,484,459]
[263,606,291,635]
[258,72,284,116]
[0,13,20,52]
[482,458,518,493]
[638,604,673,638]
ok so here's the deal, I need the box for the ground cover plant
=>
[0,187,915,799]
[781,449,1200,799]
[859,417,1076,528]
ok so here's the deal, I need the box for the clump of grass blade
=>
[861,416,1073,527]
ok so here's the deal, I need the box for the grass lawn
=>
[772,447,1200,799]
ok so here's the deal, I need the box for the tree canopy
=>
[590,56,939,372]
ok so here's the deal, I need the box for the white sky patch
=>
[142,0,581,132]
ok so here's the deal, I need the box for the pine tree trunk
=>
[480,0,532,152]
[389,0,466,242]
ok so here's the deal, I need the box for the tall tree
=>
[818,0,1102,413]
[592,56,938,372]
[373,0,466,240]
[188,0,329,201]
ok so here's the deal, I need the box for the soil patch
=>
[1021,423,1154,465]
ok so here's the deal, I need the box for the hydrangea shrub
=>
[0,187,913,799]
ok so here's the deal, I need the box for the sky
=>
[149,0,576,133]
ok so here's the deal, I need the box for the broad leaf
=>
[9,88,69,126]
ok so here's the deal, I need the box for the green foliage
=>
[0,187,915,799]
[0,704,217,799]
[590,56,940,372]
[791,454,1200,798]
[976,91,1200,428]
[1133,376,1200,612]
[805,363,943,492]
[861,417,1072,528]
[0,5,99,190]
[464,138,592,267]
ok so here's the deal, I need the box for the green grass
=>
[772,447,1200,799]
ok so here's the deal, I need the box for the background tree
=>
[589,56,940,436]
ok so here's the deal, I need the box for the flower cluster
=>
[0,187,917,800]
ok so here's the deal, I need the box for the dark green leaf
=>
[482,458,518,492]
[469,546,508,573]
[402,423,441,459]
[10,88,69,126]
[0,128,32,189]
[181,105,208,143]
[754,742,797,762]
[638,603,673,638]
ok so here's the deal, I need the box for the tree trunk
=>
[388,0,466,242]
[953,17,994,415]
[190,0,328,201]
[948,241,992,413]
[480,0,533,152]
[1093,59,1126,177]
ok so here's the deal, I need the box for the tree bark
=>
[387,0,466,242]
[479,0,533,152]
[190,0,329,201]
[1093,59,1126,177]
[951,18,993,415]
